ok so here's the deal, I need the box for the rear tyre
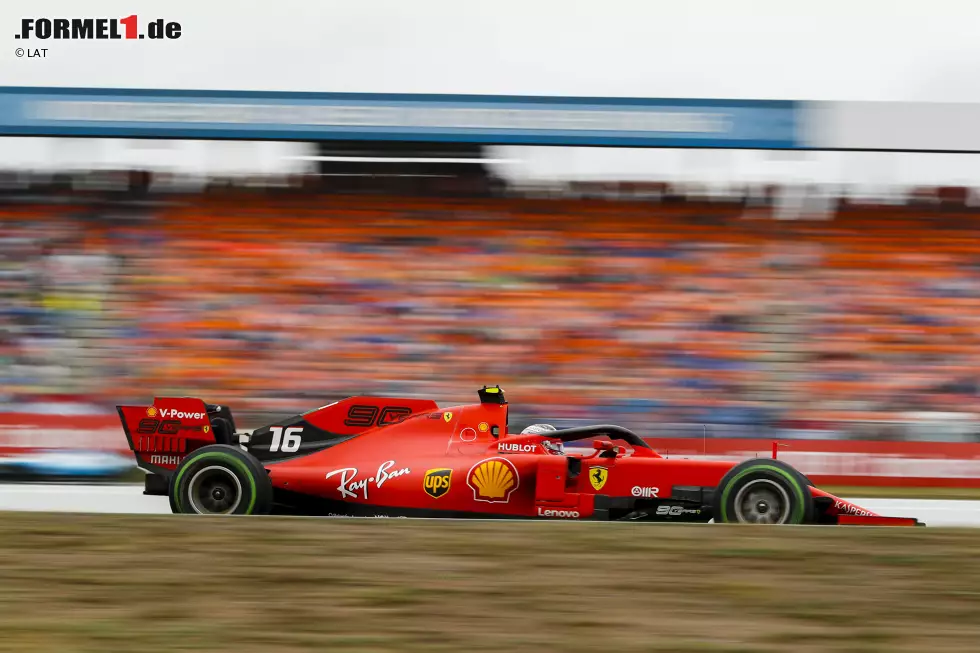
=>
[713,459,814,525]
[169,445,272,515]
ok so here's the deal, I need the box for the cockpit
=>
[471,386,656,458]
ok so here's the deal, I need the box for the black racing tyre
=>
[712,458,814,525]
[169,445,272,515]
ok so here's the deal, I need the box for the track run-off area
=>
[0,483,978,526]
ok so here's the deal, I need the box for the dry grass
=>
[0,513,979,652]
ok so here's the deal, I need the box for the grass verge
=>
[0,513,979,652]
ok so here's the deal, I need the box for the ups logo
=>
[423,468,452,499]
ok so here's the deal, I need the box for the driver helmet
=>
[521,424,563,454]
[521,423,557,435]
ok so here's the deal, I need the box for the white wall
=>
[0,138,316,176]
[489,147,980,189]
[5,136,980,189]
[807,102,980,152]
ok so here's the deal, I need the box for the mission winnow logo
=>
[16,16,182,41]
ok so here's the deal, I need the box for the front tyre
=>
[169,445,272,515]
[713,459,814,525]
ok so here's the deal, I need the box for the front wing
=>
[810,488,923,526]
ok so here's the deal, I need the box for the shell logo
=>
[478,422,489,433]
[466,457,519,503]
[146,406,158,418]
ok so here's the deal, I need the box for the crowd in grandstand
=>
[2,183,979,441]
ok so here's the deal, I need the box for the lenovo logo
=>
[537,507,580,518]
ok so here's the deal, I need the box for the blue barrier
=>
[0,86,801,148]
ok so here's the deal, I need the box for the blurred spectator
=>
[2,183,979,441]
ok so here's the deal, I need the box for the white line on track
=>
[1,485,979,526]
[844,498,980,527]
[0,484,169,514]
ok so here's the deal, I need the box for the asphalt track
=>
[0,484,979,526]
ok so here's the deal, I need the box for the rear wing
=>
[117,397,228,476]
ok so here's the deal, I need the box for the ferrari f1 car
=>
[117,386,921,525]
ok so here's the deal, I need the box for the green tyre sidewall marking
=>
[174,452,257,515]
[719,464,805,524]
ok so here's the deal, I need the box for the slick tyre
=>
[713,459,814,525]
[169,445,272,515]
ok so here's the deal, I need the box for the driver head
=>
[521,423,557,435]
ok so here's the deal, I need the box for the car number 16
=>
[269,426,303,453]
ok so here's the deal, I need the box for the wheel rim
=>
[187,465,243,515]
[733,478,791,524]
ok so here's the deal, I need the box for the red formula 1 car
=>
[117,386,921,525]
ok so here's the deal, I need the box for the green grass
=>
[0,513,979,652]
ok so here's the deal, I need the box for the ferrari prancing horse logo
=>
[590,467,609,491]
[443,412,453,423]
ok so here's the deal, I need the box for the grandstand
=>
[2,181,978,442]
